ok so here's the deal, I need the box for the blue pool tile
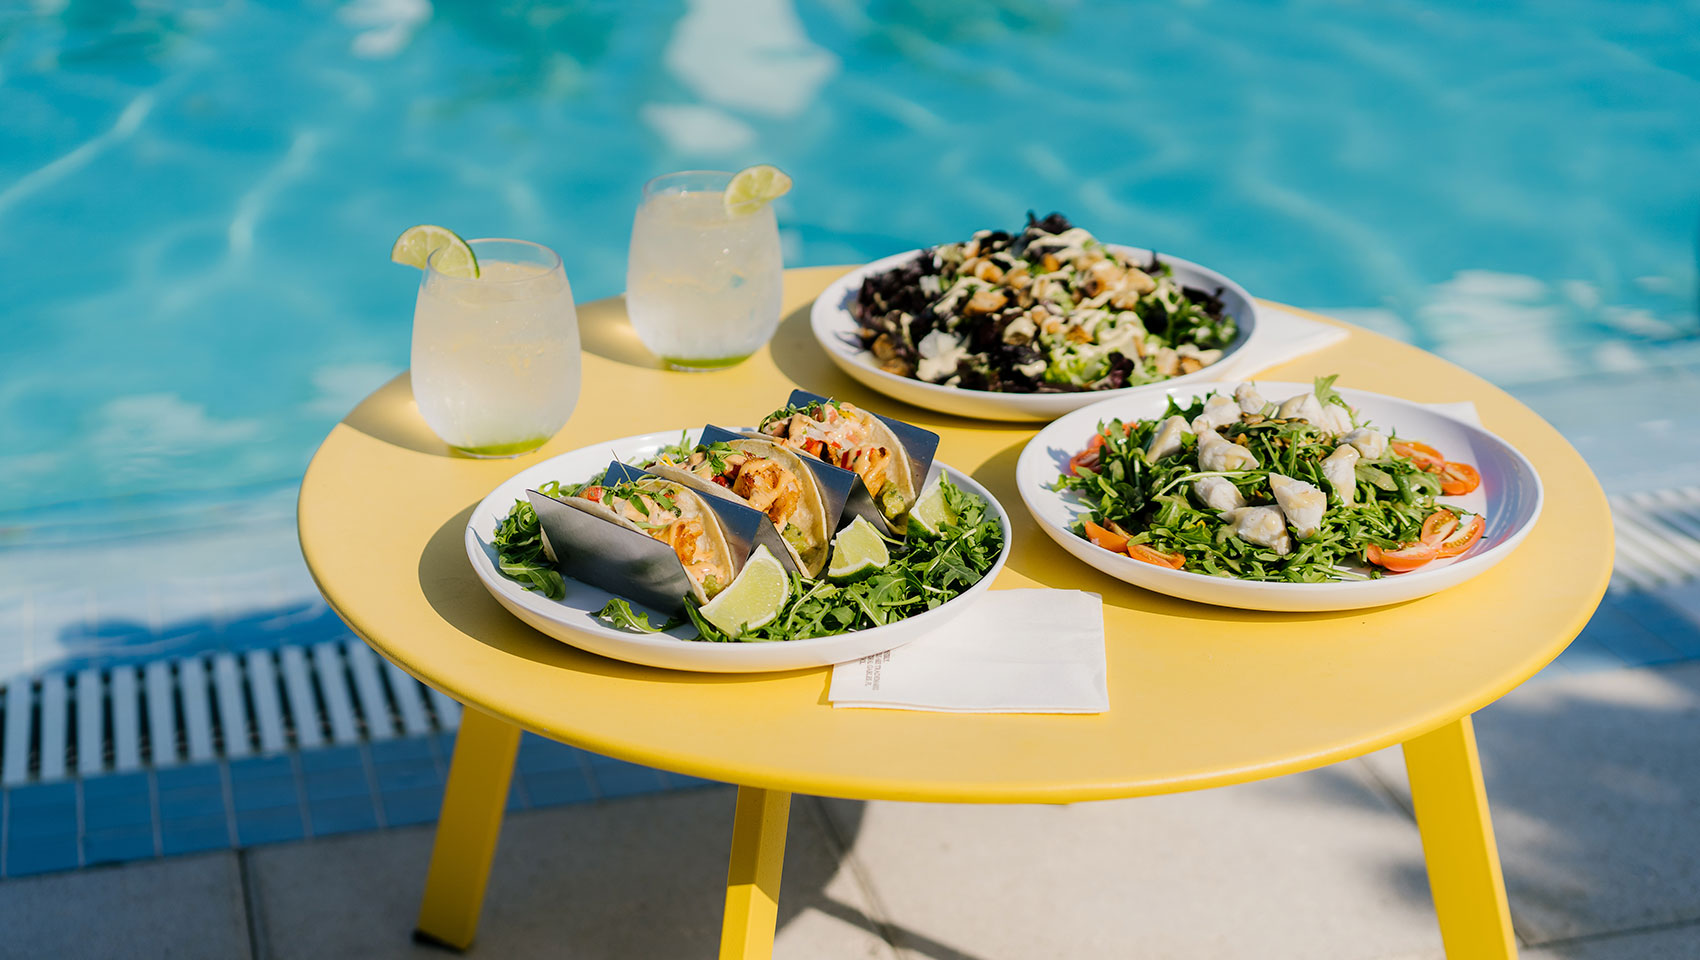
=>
[1619,590,1700,659]
[303,765,372,803]
[659,771,722,790]
[158,781,227,821]
[518,735,583,774]
[521,768,595,807]
[299,745,364,773]
[82,826,156,865]
[83,793,153,831]
[1553,635,1627,673]
[7,781,78,812]
[236,807,306,846]
[373,759,441,793]
[506,780,528,812]
[369,737,435,766]
[307,795,379,836]
[229,756,301,813]
[588,759,669,799]
[161,816,232,857]
[379,786,445,827]
[156,764,222,792]
[1584,597,1685,666]
[6,836,80,877]
[82,771,149,802]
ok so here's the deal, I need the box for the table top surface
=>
[298,266,1612,803]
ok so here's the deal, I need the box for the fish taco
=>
[756,399,917,524]
[645,438,831,577]
[565,478,737,603]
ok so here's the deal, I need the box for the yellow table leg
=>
[1403,715,1518,960]
[719,786,792,960]
[414,705,523,950]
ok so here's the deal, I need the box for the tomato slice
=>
[1127,543,1185,569]
[1439,461,1481,495]
[1066,450,1098,476]
[1081,520,1128,553]
[1392,440,1446,472]
[1436,514,1485,558]
[1365,540,1439,573]
[1420,510,1458,546]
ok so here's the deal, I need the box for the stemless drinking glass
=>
[626,170,784,371]
[411,238,580,457]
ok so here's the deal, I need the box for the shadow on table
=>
[418,503,820,689]
[578,293,667,370]
[341,373,461,458]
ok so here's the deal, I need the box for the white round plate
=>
[1016,382,1544,612]
[812,245,1262,422]
[466,428,1013,672]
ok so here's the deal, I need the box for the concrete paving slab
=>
[1524,920,1700,959]
[822,762,1444,960]
[248,786,895,959]
[1360,661,1700,945]
[0,850,250,959]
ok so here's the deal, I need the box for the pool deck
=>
[1,624,1698,959]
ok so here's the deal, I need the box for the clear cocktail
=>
[411,238,580,457]
[626,170,784,370]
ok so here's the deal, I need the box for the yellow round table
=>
[299,267,1611,959]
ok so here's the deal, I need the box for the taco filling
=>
[578,481,730,596]
[649,440,830,576]
[758,400,913,522]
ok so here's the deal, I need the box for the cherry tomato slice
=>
[1127,543,1185,569]
[1365,540,1439,573]
[1439,461,1481,495]
[1436,514,1485,558]
[1392,440,1446,472]
[1420,510,1458,546]
[1081,520,1128,553]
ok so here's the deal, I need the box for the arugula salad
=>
[490,434,1005,643]
[852,213,1239,393]
[1058,377,1485,582]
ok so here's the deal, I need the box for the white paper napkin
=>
[828,589,1108,713]
[1219,303,1351,377]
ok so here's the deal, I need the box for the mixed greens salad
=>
[1058,377,1484,582]
[490,436,1004,643]
[852,213,1239,393]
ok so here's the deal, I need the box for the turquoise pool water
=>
[2,0,1697,521]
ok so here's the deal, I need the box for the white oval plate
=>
[466,428,1013,672]
[1016,382,1544,612]
[812,245,1262,422]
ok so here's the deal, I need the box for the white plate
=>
[1016,382,1544,612]
[466,428,1013,672]
[812,245,1262,422]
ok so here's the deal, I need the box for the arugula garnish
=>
[687,480,1001,642]
[760,399,842,429]
[596,598,684,634]
[492,480,567,601]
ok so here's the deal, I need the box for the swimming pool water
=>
[2,1,1697,517]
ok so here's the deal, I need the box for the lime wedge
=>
[907,479,958,537]
[390,225,479,278]
[724,164,793,217]
[828,516,890,582]
[698,545,790,637]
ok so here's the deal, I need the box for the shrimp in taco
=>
[756,399,917,523]
[645,438,831,577]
